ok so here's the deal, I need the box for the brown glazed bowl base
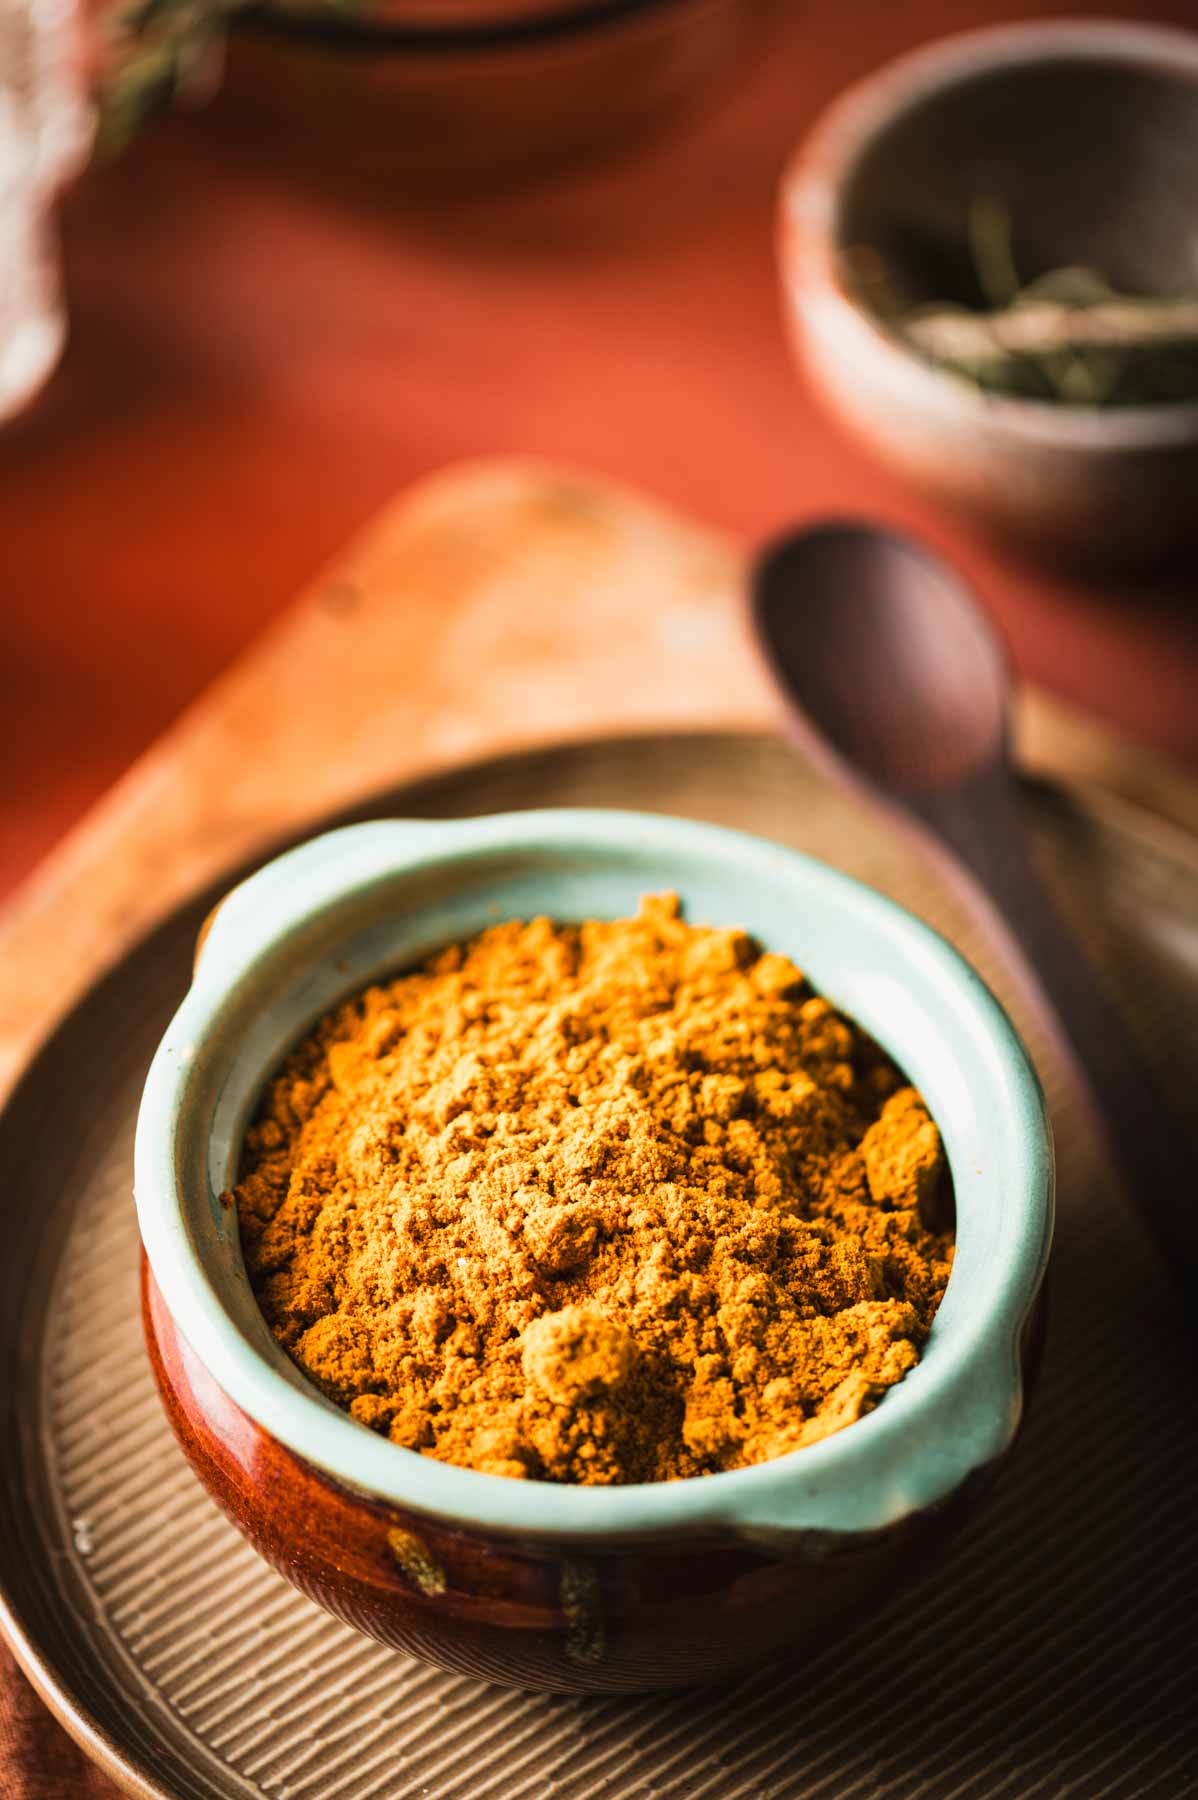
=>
[144,1258,1045,1693]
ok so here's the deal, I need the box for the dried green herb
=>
[852,199,1198,408]
[98,0,232,153]
[97,0,363,154]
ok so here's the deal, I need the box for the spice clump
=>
[232,896,954,1485]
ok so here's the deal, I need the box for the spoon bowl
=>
[753,524,1009,792]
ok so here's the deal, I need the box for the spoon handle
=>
[912,762,1198,1286]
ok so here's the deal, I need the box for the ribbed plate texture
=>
[3,734,1196,1798]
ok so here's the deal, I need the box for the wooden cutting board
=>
[2,456,1196,1101]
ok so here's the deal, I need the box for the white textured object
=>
[0,0,91,419]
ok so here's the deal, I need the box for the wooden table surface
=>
[2,0,1197,908]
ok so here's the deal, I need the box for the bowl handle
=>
[194,891,239,973]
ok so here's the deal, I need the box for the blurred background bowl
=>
[211,0,761,195]
[780,21,1198,568]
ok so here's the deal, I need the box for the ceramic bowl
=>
[781,21,1198,566]
[134,809,1052,1693]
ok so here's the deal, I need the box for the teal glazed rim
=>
[134,809,1053,1543]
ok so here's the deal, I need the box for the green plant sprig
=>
[851,199,1198,408]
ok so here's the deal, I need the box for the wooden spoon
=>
[751,520,1197,1298]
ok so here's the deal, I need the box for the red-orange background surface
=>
[2,0,1197,907]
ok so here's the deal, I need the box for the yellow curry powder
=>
[231,896,953,1485]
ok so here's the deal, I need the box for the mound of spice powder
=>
[231,896,954,1485]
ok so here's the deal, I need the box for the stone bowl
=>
[781,21,1198,566]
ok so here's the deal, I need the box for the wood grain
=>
[1,459,1195,1101]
